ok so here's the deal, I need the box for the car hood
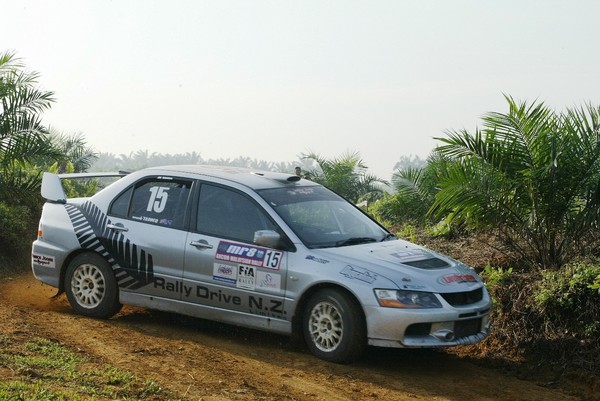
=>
[313,239,484,293]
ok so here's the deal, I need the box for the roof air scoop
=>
[250,171,301,183]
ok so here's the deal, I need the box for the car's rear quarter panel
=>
[31,202,84,288]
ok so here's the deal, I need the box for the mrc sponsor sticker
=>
[32,253,56,268]
[213,263,237,284]
[438,273,478,285]
[215,241,283,270]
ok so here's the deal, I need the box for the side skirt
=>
[119,291,293,335]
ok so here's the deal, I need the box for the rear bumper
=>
[31,239,69,288]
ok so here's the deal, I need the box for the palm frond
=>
[433,96,600,268]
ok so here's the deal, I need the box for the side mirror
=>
[253,230,281,248]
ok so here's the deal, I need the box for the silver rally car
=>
[32,165,491,363]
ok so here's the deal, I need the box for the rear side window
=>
[109,187,133,217]
[109,178,192,229]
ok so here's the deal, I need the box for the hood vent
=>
[403,257,449,269]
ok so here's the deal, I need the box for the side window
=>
[197,184,277,243]
[110,179,191,229]
[109,187,133,218]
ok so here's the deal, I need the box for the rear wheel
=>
[303,288,366,363]
[64,253,121,318]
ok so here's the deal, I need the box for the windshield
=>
[258,186,393,249]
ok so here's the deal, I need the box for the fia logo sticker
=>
[237,265,255,290]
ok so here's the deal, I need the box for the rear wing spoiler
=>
[41,171,129,203]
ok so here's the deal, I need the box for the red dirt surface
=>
[0,274,586,401]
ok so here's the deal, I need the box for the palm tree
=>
[385,151,450,225]
[48,131,98,173]
[301,151,388,204]
[432,96,600,269]
[0,51,59,204]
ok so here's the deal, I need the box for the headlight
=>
[374,289,442,309]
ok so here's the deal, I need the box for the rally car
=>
[32,165,491,363]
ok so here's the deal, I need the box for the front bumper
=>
[365,300,492,348]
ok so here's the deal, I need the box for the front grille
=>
[440,287,483,306]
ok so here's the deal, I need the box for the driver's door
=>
[181,183,288,319]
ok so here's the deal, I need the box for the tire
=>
[64,253,122,318]
[303,288,367,363]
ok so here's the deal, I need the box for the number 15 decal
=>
[147,186,170,213]
[263,250,283,269]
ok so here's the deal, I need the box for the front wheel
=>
[303,288,367,363]
[64,253,121,318]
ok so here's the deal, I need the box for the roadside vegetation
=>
[1,50,598,397]
[372,96,600,386]
[0,335,174,400]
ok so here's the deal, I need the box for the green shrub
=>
[0,201,32,256]
[0,201,37,274]
[481,263,514,288]
[590,273,600,291]
[533,262,600,337]
[481,264,600,374]
[394,223,418,243]
[370,192,430,227]
[47,161,98,198]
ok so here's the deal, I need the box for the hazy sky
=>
[3,0,599,179]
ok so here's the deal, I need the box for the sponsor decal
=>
[257,271,281,292]
[215,241,282,270]
[131,215,159,224]
[340,265,378,283]
[439,274,478,285]
[154,278,286,318]
[248,295,285,317]
[196,285,242,305]
[305,255,329,264]
[402,284,427,290]
[286,188,316,195]
[32,253,55,268]
[213,263,237,284]
[237,265,256,290]
[390,250,430,262]
[153,279,249,307]
[154,277,193,297]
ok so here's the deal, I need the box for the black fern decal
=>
[65,202,154,290]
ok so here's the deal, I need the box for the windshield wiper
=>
[381,233,397,242]
[335,237,377,247]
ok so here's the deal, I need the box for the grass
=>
[0,336,177,401]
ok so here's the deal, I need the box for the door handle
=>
[190,239,213,249]
[107,223,129,232]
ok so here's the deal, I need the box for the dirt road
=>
[0,274,582,401]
